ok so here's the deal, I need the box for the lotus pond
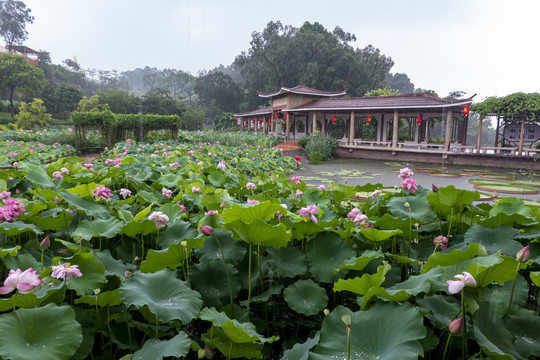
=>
[0,131,539,360]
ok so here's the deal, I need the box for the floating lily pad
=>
[479,174,513,180]
[510,180,540,187]
[473,183,539,195]
[474,192,496,201]
[415,167,447,173]
[428,172,462,178]
[468,178,510,185]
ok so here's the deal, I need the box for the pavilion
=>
[234,84,540,169]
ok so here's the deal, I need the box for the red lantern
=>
[274,113,278,119]
[268,117,271,124]
[258,119,262,125]
[366,115,371,124]
[463,105,470,116]
[284,113,287,120]
[244,120,247,126]
[416,115,422,125]
[234,116,237,120]
[251,120,255,125]
[331,115,336,124]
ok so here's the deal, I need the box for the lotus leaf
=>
[284,279,328,316]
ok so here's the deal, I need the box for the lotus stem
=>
[442,333,453,360]
[446,207,454,239]
[461,293,469,359]
[247,243,252,309]
[215,236,234,316]
[505,262,522,319]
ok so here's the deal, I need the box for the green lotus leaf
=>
[137,190,160,205]
[290,219,326,239]
[333,262,391,295]
[67,183,98,198]
[157,173,183,188]
[464,224,522,257]
[386,195,437,223]
[338,250,384,272]
[302,188,330,207]
[306,232,355,283]
[506,311,540,358]
[468,255,524,288]
[156,203,185,224]
[125,164,153,182]
[60,191,111,218]
[133,205,152,222]
[375,213,424,241]
[264,245,307,278]
[360,267,442,308]
[195,229,246,266]
[360,227,402,242]
[281,332,320,360]
[490,197,532,216]
[310,303,426,360]
[0,304,82,360]
[223,218,290,248]
[0,246,19,257]
[481,274,529,317]
[131,332,190,360]
[120,268,202,324]
[28,208,69,231]
[479,212,536,228]
[73,218,124,241]
[0,221,42,236]
[140,243,187,273]
[58,253,106,296]
[284,279,328,316]
[20,162,55,188]
[200,307,278,344]
[422,242,487,273]
[190,259,241,308]
[120,219,156,236]
[531,271,540,287]
[426,185,478,218]
[221,201,286,224]
[3,253,40,274]
[208,170,226,187]
[157,220,198,249]
[75,289,122,307]
[474,304,523,360]
[204,326,264,359]
[417,293,460,329]
[94,249,130,278]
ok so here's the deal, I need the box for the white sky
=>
[21,0,540,103]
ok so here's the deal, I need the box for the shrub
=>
[297,135,310,148]
[15,98,52,129]
[213,112,239,131]
[304,131,338,162]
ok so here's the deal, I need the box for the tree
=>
[98,89,139,114]
[385,73,414,94]
[0,0,34,51]
[182,108,205,131]
[15,98,51,129]
[195,72,242,114]
[364,87,401,97]
[142,89,185,115]
[76,94,109,112]
[50,83,84,119]
[213,112,238,131]
[0,52,45,116]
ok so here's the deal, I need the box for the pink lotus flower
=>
[347,207,361,220]
[371,189,382,199]
[401,177,418,193]
[60,167,69,174]
[192,186,201,194]
[200,225,214,236]
[247,199,260,204]
[398,167,414,180]
[93,185,112,201]
[177,203,187,212]
[51,263,83,281]
[447,271,476,294]
[162,187,173,198]
[217,160,226,170]
[205,210,218,216]
[52,171,63,180]
[290,176,300,185]
[517,245,530,263]
[449,317,463,336]
[318,185,325,191]
[352,214,368,227]
[149,211,169,228]
[299,205,319,223]
[433,235,448,251]
[246,182,257,191]
[0,268,42,295]
[119,188,132,199]
[296,189,303,197]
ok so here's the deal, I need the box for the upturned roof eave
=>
[283,99,475,112]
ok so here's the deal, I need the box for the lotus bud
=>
[124,271,132,278]
[40,235,50,249]
[323,309,330,316]
[200,225,214,236]
[449,317,463,335]
[432,184,439,193]
[341,314,351,334]
[94,289,101,296]
[516,245,530,263]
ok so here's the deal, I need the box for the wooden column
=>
[518,117,525,155]
[443,109,454,151]
[476,117,483,153]
[349,111,355,146]
[392,110,399,148]
[312,111,317,134]
[285,115,290,141]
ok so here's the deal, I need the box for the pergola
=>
[234,84,474,151]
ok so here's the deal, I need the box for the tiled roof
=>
[285,93,474,112]
[234,106,272,117]
[258,84,347,98]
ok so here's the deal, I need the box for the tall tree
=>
[50,83,84,119]
[385,73,414,94]
[0,0,34,51]
[194,72,242,114]
[0,52,44,116]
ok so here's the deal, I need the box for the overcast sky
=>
[21,0,540,102]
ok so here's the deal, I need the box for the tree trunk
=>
[9,86,15,118]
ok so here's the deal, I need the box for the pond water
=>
[294,158,540,202]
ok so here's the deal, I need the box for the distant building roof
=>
[285,92,474,112]
[258,84,347,98]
